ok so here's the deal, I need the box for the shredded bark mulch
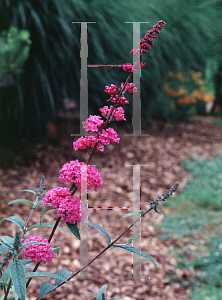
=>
[1,115,222,300]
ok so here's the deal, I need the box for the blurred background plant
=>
[160,68,216,122]
[0,0,222,145]
[0,27,31,87]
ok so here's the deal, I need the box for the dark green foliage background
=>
[0,0,221,144]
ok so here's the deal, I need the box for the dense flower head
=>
[73,127,120,152]
[22,236,55,264]
[99,106,126,121]
[43,187,86,224]
[110,95,129,105]
[59,160,103,191]
[98,128,120,146]
[57,195,86,224]
[82,115,104,133]
[104,84,120,95]
[121,82,137,94]
[73,135,97,151]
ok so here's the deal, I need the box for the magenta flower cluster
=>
[22,236,55,264]
[59,159,103,191]
[43,187,86,224]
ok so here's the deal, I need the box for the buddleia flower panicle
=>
[43,187,86,224]
[22,236,55,264]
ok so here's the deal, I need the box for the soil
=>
[1,115,222,300]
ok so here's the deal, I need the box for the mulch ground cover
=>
[1,115,222,300]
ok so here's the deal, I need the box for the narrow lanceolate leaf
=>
[52,246,60,257]
[154,206,161,215]
[85,223,111,243]
[40,206,53,223]
[0,244,9,255]
[39,282,57,299]
[36,200,43,208]
[1,268,11,287]
[20,242,48,251]
[55,268,72,286]
[21,189,36,195]
[126,233,140,245]
[10,260,26,300]
[118,212,141,221]
[1,236,14,245]
[69,183,77,193]
[26,223,65,232]
[87,293,96,298]
[96,284,107,300]
[66,222,81,240]
[0,217,25,231]
[7,199,33,206]
[113,245,158,269]
[25,272,70,284]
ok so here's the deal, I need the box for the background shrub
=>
[0,0,221,144]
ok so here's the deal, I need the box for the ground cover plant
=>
[151,154,222,299]
[0,21,182,300]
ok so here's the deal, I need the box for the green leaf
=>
[66,222,81,240]
[21,189,36,195]
[55,268,72,286]
[39,282,57,299]
[7,199,33,206]
[52,246,60,256]
[69,183,77,193]
[0,280,9,288]
[85,223,111,243]
[96,284,107,300]
[118,212,141,221]
[110,298,123,300]
[1,268,11,288]
[24,265,34,271]
[26,223,64,232]
[25,272,71,284]
[87,293,96,298]
[10,260,26,300]
[1,236,14,245]
[35,200,43,208]
[0,244,9,255]
[113,245,158,269]
[20,241,48,251]
[126,233,140,245]
[40,206,53,223]
[154,206,161,215]
[21,259,32,265]
[0,217,25,230]
[0,236,14,250]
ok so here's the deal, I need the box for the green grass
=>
[214,118,222,128]
[149,155,222,299]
